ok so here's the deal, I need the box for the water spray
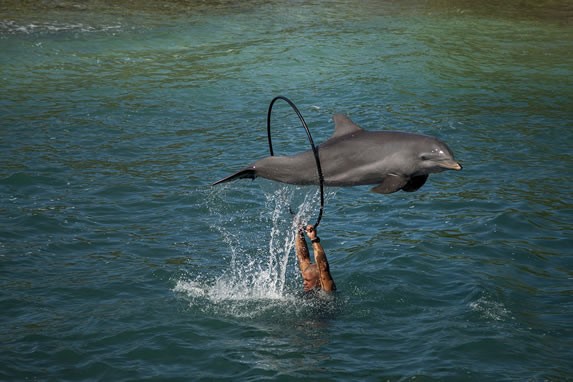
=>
[266,96,325,229]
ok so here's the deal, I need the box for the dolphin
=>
[212,114,462,194]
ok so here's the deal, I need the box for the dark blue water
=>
[1,1,572,380]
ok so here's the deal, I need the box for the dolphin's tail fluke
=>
[212,167,256,186]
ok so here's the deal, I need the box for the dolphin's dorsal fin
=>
[332,114,363,138]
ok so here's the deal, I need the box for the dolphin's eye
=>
[420,155,429,160]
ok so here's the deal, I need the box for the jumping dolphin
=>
[212,114,462,194]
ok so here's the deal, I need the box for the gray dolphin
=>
[212,114,462,194]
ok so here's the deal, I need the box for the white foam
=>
[0,19,122,34]
[469,295,513,322]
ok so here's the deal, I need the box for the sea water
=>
[1,1,572,380]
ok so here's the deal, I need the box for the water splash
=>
[175,184,329,318]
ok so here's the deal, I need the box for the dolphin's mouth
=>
[438,160,463,171]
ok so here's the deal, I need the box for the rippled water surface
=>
[1,1,572,380]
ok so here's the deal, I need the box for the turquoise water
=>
[1,1,573,380]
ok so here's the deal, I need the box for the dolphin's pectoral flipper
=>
[370,175,408,194]
[402,174,428,192]
[212,167,256,186]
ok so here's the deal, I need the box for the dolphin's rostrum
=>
[213,114,462,194]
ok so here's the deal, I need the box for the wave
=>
[0,19,122,35]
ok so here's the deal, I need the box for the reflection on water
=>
[1,0,572,37]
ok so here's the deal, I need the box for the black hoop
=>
[266,96,325,229]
